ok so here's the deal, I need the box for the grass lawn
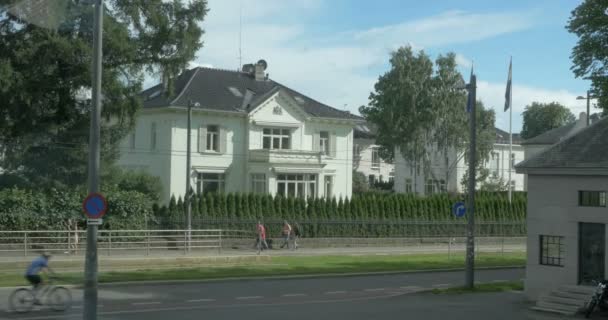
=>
[430,280,524,294]
[0,252,525,287]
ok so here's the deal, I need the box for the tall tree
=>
[460,101,497,192]
[520,102,576,139]
[0,0,208,189]
[567,0,608,114]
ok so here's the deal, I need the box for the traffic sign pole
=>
[84,1,104,319]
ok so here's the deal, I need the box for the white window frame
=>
[206,125,219,152]
[262,128,291,150]
[371,148,380,169]
[320,131,330,155]
[197,172,225,194]
[251,173,266,194]
[324,175,333,199]
[276,174,316,198]
[425,179,437,195]
[368,174,375,185]
[405,178,413,193]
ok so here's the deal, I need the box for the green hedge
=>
[0,187,153,231]
[153,192,527,237]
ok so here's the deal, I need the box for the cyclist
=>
[25,252,54,304]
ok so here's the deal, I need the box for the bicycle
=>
[8,276,72,313]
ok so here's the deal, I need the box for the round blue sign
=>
[452,202,466,218]
[82,193,108,219]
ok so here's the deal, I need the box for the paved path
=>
[0,268,531,319]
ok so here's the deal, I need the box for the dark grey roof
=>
[495,128,521,144]
[354,122,378,139]
[141,67,362,120]
[516,117,608,170]
[520,122,576,145]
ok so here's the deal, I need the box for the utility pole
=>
[84,0,103,319]
[465,72,477,289]
[186,100,193,251]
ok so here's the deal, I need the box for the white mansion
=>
[118,60,362,203]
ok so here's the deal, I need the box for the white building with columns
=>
[118,60,362,203]
[393,128,525,195]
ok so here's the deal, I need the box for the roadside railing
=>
[0,229,253,256]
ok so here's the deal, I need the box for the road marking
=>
[364,288,385,292]
[432,284,450,287]
[187,298,216,303]
[236,296,263,300]
[325,291,347,294]
[282,293,307,297]
[132,301,161,306]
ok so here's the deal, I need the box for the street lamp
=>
[576,90,598,126]
[186,100,200,251]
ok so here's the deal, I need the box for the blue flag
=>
[504,58,512,112]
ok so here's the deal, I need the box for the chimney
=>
[254,59,267,81]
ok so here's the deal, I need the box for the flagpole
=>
[508,57,513,203]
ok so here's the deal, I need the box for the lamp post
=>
[186,100,200,251]
[576,90,598,126]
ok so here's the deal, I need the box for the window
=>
[368,175,375,185]
[263,128,290,150]
[405,178,413,193]
[510,180,516,191]
[491,152,499,177]
[579,191,607,207]
[276,174,316,198]
[511,153,516,168]
[150,122,157,150]
[251,174,266,194]
[196,173,225,194]
[539,235,564,267]
[425,179,436,195]
[439,179,446,193]
[129,132,136,150]
[206,125,219,152]
[320,131,330,155]
[389,171,395,183]
[371,148,380,168]
[324,176,333,199]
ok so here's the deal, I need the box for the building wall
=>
[117,112,174,203]
[353,138,394,184]
[525,174,608,300]
[119,93,355,203]
[394,143,525,195]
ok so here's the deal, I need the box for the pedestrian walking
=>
[256,221,268,254]
[280,220,292,249]
[292,222,301,250]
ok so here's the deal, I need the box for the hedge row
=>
[153,192,527,237]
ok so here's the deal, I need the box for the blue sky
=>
[182,0,592,132]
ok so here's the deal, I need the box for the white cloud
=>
[185,0,580,128]
[477,81,588,132]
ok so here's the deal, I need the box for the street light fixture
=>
[576,90,598,126]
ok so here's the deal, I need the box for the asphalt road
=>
[0,268,531,320]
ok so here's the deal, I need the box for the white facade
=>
[523,173,608,300]
[353,138,394,185]
[393,141,525,195]
[118,90,356,203]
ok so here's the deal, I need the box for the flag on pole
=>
[466,65,475,113]
[504,58,512,112]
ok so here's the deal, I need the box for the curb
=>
[0,266,524,290]
[86,265,526,288]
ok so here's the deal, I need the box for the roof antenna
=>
[238,1,243,70]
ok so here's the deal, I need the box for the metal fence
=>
[155,219,526,238]
[0,229,252,256]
